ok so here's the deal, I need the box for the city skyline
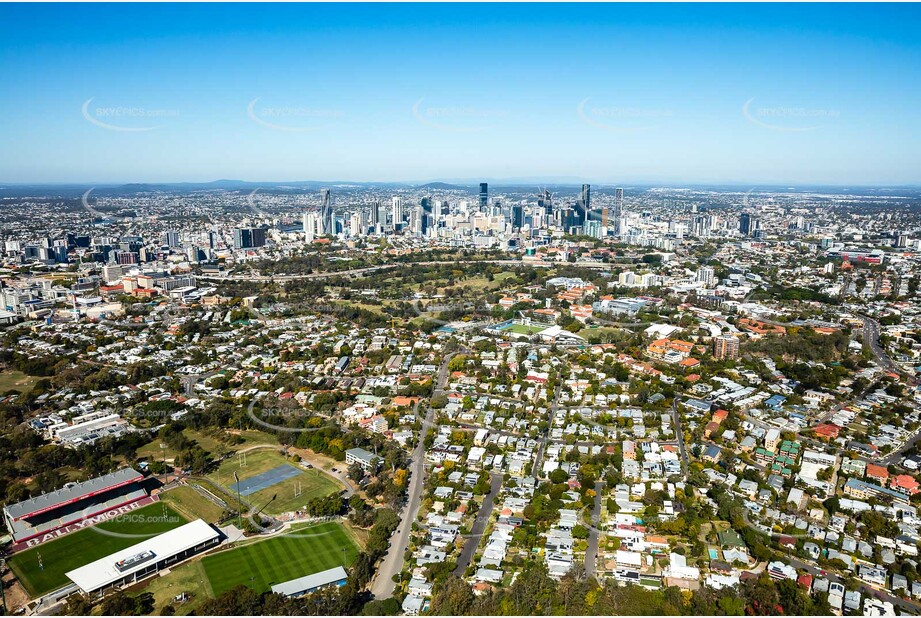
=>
[1,3,920,185]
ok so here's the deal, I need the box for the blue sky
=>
[1,3,919,185]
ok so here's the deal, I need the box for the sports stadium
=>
[3,467,150,550]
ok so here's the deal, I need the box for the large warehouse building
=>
[65,519,221,596]
[3,467,148,546]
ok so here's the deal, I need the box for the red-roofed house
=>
[890,474,921,496]
[812,423,841,439]
[866,463,889,482]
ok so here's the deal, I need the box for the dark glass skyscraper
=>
[740,212,759,236]
[479,183,488,210]
[320,189,332,235]
[613,187,624,235]
[511,204,523,230]
[538,189,553,216]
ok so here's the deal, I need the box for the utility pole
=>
[233,471,242,529]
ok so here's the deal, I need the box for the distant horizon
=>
[2,178,921,191]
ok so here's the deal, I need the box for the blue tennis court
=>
[232,464,301,496]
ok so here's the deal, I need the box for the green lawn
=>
[0,370,39,394]
[208,450,340,516]
[8,503,187,598]
[202,522,358,595]
[143,559,213,615]
[505,323,547,335]
[137,428,277,463]
[160,485,227,524]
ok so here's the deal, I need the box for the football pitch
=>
[504,323,545,335]
[209,449,341,515]
[202,522,359,595]
[8,503,187,598]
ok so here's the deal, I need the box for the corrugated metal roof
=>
[271,566,347,597]
[3,468,143,521]
[66,519,219,593]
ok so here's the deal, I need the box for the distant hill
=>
[417,181,467,191]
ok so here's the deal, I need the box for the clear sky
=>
[1,3,919,185]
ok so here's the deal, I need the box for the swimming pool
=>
[708,549,719,560]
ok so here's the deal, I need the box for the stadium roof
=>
[3,468,143,521]
[271,566,348,597]
[66,519,220,593]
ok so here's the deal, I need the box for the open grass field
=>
[8,503,187,598]
[202,522,359,595]
[0,370,40,393]
[504,323,547,335]
[159,485,227,523]
[136,428,278,463]
[143,559,213,615]
[208,449,340,515]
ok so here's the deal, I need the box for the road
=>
[453,473,503,576]
[370,351,458,599]
[671,398,690,479]
[861,314,918,385]
[533,371,563,479]
[584,480,603,578]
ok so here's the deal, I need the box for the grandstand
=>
[3,468,148,546]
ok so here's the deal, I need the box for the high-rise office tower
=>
[233,227,267,249]
[163,231,180,248]
[613,187,624,235]
[370,201,380,232]
[739,212,760,236]
[410,207,425,236]
[582,184,591,214]
[319,189,332,235]
[52,240,68,263]
[538,189,553,216]
[511,204,524,231]
[391,197,404,230]
[479,183,488,210]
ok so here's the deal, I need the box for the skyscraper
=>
[369,201,380,232]
[613,187,624,235]
[320,189,332,235]
[163,231,180,248]
[740,212,759,236]
[391,197,404,230]
[233,227,267,249]
[581,184,591,214]
[479,183,488,210]
[538,189,553,216]
[511,204,524,231]
[303,213,316,242]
